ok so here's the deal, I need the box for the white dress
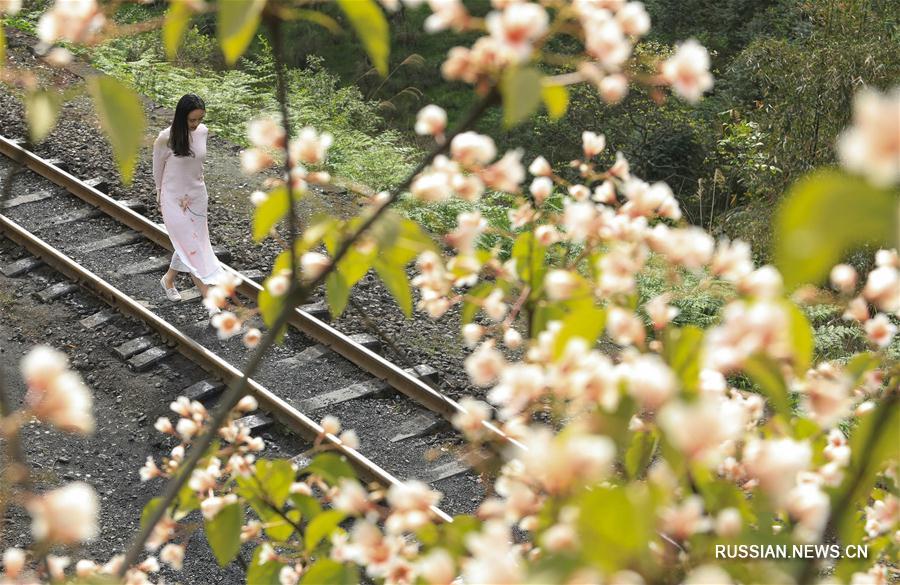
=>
[152,124,224,284]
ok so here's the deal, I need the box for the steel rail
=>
[0,210,454,523]
[0,135,525,451]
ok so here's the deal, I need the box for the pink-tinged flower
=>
[75,559,99,578]
[662,39,713,103]
[568,184,591,201]
[415,104,447,137]
[211,311,241,340]
[242,328,262,349]
[787,477,830,543]
[659,496,712,541]
[683,566,732,585]
[2,548,26,579]
[483,289,508,322]
[452,173,485,201]
[487,363,546,418]
[289,127,333,166]
[170,396,191,417]
[486,2,549,62]
[447,211,487,253]
[137,556,160,574]
[823,428,851,467]
[582,131,607,158]
[452,396,492,440]
[462,323,484,347]
[598,73,629,104]
[585,18,632,69]
[607,307,646,346]
[843,296,869,322]
[139,456,161,482]
[621,354,676,410]
[530,176,553,205]
[159,544,184,571]
[534,224,560,246]
[249,190,268,207]
[465,340,506,386]
[247,117,285,149]
[300,252,330,280]
[176,417,199,441]
[417,549,455,585]
[450,131,496,166]
[203,286,228,312]
[863,266,900,313]
[830,263,858,293]
[240,148,274,174]
[267,273,290,297]
[498,327,523,352]
[519,427,616,494]
[386,480,443,533]
[507,202,535,229]
[462,521,523,584]
[331,478,371,515]
[37,0,105,44]
[529,155,552,176]
[796,363,851,428]
[236,395,258,413]
[837,87,900,186]
[321,415,341,436]
[562,200,598,243]
[482,149,525,192]
[659,397,747,465]
[27,370,94,434]
[865,495,899,539]
[743,438,811,505]
[544,269,581,301]
[0,0,22,16]
[279,565,300,585]
[645,293,679,330]
[609,150,631,180]
[737,265,783,298]
[44,46,73,67]
[201,494,237,521]
[424,0,469,33]
[46,555,70,582]
[542,521,579,552]
[411,170,453,202]
[20,345,68,391]
[865,313,897,348]
[27,482,98,544]
[617,2,650,36]
[339,430,359,449]
[715,508,742,538]
[592,180,617,204]
[876,248,899,268]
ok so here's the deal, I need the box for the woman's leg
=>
[163,267,179,289]
[189,273,209,297]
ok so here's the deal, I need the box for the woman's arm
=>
[152,132,170,203]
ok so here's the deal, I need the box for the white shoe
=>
[160,275,182,301]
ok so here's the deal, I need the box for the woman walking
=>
[152,94,224,307]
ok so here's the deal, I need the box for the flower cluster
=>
[241,118,333,191]
[19,345,94,433]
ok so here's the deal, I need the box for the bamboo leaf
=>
[87,76,146,184]
[163,0,192,61]
[218,0,266,66]
[336,0,389,76]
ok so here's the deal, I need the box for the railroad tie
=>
[114,336,156,360]
[0,255,43,277]
[30,199,145,231]
[70,231,142,255]
[278,333,380,367]
[80,309,117,329]
[1,189,54,209]
[34,281,78,303]
[390,409,448,443]
[297,300,330,321]
[181,379,225,401]
[127,345,174,372]
[294,364,437,412]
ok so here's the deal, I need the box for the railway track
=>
[0,134,518,521]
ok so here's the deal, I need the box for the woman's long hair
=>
[169,94,206,157]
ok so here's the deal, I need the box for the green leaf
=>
[290,494,322,520]
[217,0,266,66]
[0,23,6,66]
[373,258,412,317]
[300,559,358,585]
[255,459,296,508]
[140,497,165,530]
[301,453,356,485]
[304,510,347,553]
[541,83,569,121]
[87,76,146,184]
[326,271,350,318]
[336,0,389,76]
[624,430,658,480]
[25,89,61,143]
[502,66,542,127]
[578,485,652,572]
[175,481,200,519]
[663,326,704,396]
[247,545,284,585]
[743,354,792,419]
[253,504,298,542]
[440,515,482,557]
[284,9,343,35]
[205,503,243,566]
[461,282,493,325]
[844,352,879,385]
[774,170,899,289]
[511,232,547,289]
[163,0,192,60]
[253,187,293,242]
[552,303,606,359]
[782,301,814,375]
